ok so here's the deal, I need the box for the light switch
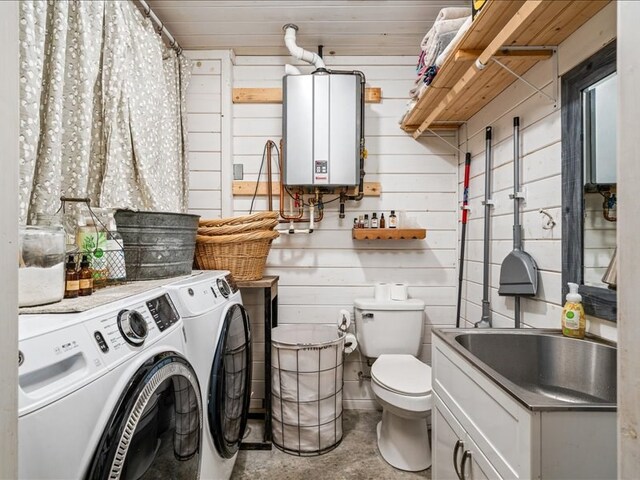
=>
[233,163,244,180]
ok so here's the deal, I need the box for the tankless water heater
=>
[282,72,362,188]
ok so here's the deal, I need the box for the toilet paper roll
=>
[337,309,351,331]
[374,282,391,301]
[390,283,408,301]
[344,333,358,355]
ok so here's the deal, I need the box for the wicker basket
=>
[199,211,278,228]
[198,218,278,236]
[195,229,279,281]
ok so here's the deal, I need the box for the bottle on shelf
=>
[79,255,93,296]
[371,213,378,228]
[389,210,398,228]
[380,213,386,228]
[358,215,364,228]
[353,218,358,229]
[363,214,370,228]
[64,255,79,299]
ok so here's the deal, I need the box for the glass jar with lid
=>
[19,225,66,307]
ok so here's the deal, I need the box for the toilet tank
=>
[353,298,425,358]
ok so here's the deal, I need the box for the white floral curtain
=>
[19,0,191,224]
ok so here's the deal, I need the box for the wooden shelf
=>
[232,180,381,197]
[233,87,382,104]
[352,228,426,240]
[401,0,610,137]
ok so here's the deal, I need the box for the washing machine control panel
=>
[217,278,231,298]
[225,273,239,293]
[117,309,149,346]
[146,294,180,332]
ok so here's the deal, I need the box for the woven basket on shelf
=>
[199,211,278,227]
[194,226,279,281]
[198,218,278,236]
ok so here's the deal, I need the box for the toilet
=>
[354,296,432,472]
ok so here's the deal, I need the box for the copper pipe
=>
[279,148,304,221]
[276,139,324,224]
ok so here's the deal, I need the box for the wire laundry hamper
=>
[271,325,345,456]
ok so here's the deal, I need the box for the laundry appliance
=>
[18,286,202,480]
[166,271,252,480]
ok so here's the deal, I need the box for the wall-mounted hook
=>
[539,209,556,230]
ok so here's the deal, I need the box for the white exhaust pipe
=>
[283,24,325,69]
[285,64,301,75]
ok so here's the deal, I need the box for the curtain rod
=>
[135,0,182,54]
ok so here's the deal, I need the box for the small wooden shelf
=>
[352,228,426,240]
[401,0,610,137]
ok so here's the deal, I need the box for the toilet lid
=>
[371,355,432,396]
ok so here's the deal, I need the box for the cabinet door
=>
[434,394,502,480]
[433,394,466,480]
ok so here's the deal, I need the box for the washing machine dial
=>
[118,309,148,346]
[217,278,231,298]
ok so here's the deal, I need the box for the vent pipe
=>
[282,24,325,69]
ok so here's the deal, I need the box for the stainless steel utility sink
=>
[434,329,617,411]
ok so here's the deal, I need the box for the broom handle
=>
[513,117,522,328]
[480,127,493,328]
[456,152,472,328]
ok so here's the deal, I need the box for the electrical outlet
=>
[233,164,244,180]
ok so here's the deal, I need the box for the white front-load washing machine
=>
[18,286,203,480]
[166,271,252,480]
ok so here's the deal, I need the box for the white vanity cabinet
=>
[431,334,616,480]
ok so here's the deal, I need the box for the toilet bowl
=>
[353,294,430,472]
[370,354,432,472]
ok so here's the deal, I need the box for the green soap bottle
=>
[562,283,585,339]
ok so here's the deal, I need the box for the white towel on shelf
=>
[435,16,472,68]
[434,6,472,23]
[420,15,469,52]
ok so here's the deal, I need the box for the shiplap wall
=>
[457,2,617,340]
[186,55,223,219]
[231,55,458,410]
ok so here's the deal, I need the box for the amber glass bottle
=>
[79,255,93,296]
[64,255,79,299]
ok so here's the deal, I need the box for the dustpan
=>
[499,249,538,295]
[499,117,538,297]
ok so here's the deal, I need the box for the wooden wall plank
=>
[232,87,382,104]
[232,180,381,197]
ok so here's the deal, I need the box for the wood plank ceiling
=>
[144,0,470,55]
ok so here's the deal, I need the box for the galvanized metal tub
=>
[114,210,200,280]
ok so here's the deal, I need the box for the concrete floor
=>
[232,410,431,480]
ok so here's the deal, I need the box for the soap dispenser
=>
[562,283,585,339]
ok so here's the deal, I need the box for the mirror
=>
[562,40,617,321]
[583,72,617,289]
[584,73,617,188]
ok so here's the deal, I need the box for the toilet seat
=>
[371,355,432,414]
[371,354,432,396]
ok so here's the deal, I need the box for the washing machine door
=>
[86,353,202,480]
[209,303,252,458]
